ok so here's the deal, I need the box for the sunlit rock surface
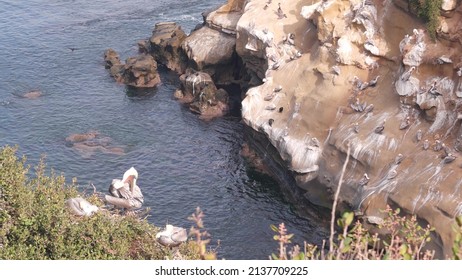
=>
[149,22,188,74]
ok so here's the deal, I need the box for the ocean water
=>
[0,0,328,259]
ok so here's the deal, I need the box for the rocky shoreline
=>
[104,0,462,257]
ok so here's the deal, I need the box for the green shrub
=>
[410,0,443,39]
[270,205,462,260]
[0,145,201,260]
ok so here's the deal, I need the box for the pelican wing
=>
[171,227,188,243]
[104,195,133,209]
[66,198,86,216]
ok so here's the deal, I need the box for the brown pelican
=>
[265,104,276,110]
[394,154,404,165]
[359,173,370,187]
[105,167,144,210]
[399,116,411,130]
[401,66,415,81]
[364,103,374,113]
[65,197,98,217]
[443,153,456,164]
[433,140,443,152]
[441,143,450,157]
[428,81,442,97]
[268,118,274,126]
[353,76,367,91]
[274,85,283,92]
[277,3,287,19]
[423,139,430,150]
[374,119,386,134]
[387,169,398,180]
[415,129,422,142]
[368,76,380,87]
[156,224,188,247]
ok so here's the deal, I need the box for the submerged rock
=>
[65,130,125,158]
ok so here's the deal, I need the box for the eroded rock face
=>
[149,22,188,74]
[236,0,462,257]
[104,49,161,88]
[176,70,229,119]
[182,26,237,85]
[181,2,244,85]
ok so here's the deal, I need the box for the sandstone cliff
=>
[218,0,462,257]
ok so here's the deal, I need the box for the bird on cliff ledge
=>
[156,224,188,248]
[374,119,386,134]
[401,66,415,81]
[358,173,370,187]
[276,3,287,19]
[105,167,144,211]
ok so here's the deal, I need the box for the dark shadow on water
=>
[124,85,158,100]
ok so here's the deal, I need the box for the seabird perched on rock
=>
[276,3,287,19]
[268,118,274,126]
[415,129,423,142]
[359,173,370,187]
[457,68,462,77]
[105,167,144,210]
[364,103,374,113]
[270,61,281,70]
[401,66,415,81]
[368,76,380,87]
[394,154,404,165]
[265,104,276,110]
[156,224,188,248]
[65,197,98,217]
[423,139,430,150]
[441,143,451,158]
[332,65,341,76]
[433,140,443,152]
[353,76,368,91]
[387,169,398,180]
[374,119,386,134]
[443,153,456,164]
[428,81,442,97]
[274,85,283,92]
[286,33,295,45]
[353,122,360,134]
[399,116,411,130]
[278,107,284,113]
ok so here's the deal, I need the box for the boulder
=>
[177,70,229,119]
[123,55,161,87]
[182,26,237,84]
[104,49,161,88]
[103,48,121,69]
[149,22,188,74]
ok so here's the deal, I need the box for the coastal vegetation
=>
[0,146,201,260]
[1,145,462,260]
[409,0,443,39]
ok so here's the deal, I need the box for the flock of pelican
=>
[65,167,187,248]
